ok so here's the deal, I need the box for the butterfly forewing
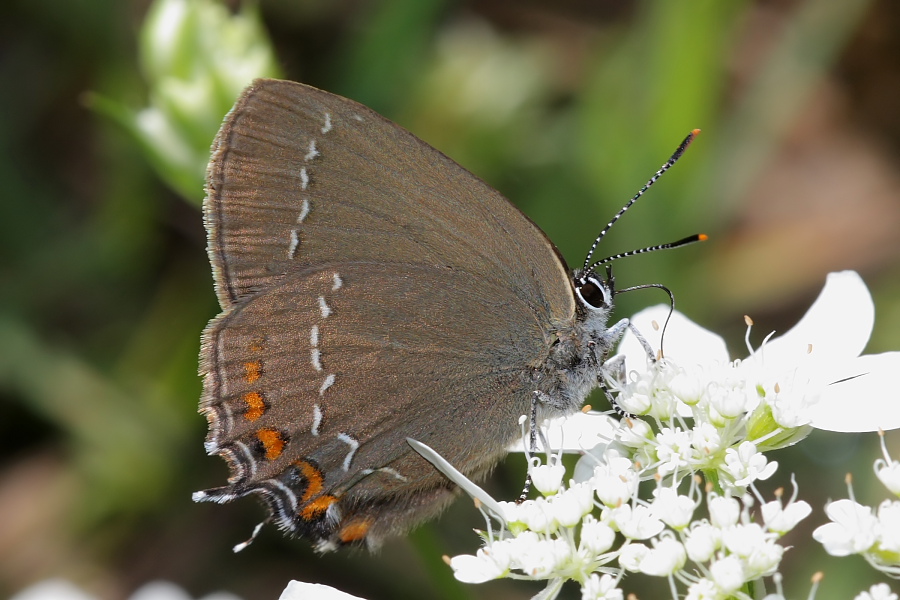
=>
[205,79,573,315]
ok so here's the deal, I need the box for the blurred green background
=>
[2,0,900,598]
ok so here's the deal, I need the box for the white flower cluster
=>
[438,272,900,599]
[447,441,810,599]
[813,430,900,578]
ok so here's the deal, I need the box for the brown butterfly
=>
[193,79,701,551]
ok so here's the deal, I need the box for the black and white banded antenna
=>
[581,129,702,272]
[614,281,677,358]
[588,233,707,273]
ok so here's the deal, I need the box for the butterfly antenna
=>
[614,282,676,356]
[589,233,707,272]
[582,129,701,271]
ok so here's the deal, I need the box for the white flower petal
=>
[685,578,719,600]
[552,483,594,527]
[519,497,555,533]
[618,542,648,572]
[709,495,740,528]
[581,573,623,600]
[684,523,721,562]
[721,523,767,557]
[509,412,619,453]
[638,538,686,576]
[760,271,873,369]
[450,541,515,583]
[592,458,639,508]
[761,499,812,534]
[876,500,900,553]
[652,487,695,530]
[531,462,565,495]
[855,583,899,600]
[618,306,730,369]
[580,515,616,555]
[709,555,746,593]
[613,505,665,540]
[279,581,364,600]
[744,541,784,578]
[876,458,900,496]
[813,499,878,555]
[511,537,572,578]
[449,554,506,584]
[807,352,900,432]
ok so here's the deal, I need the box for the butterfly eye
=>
[575,275,612,310]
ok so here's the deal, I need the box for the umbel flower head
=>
[615,270,900,434]
[416,433,811,600]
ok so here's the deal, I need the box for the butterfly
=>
[193,78,701,551]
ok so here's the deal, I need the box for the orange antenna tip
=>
[698,233,709,241]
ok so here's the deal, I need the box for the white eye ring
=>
[575,275,611,311]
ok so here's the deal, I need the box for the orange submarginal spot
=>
[242,391,266,422]
[243,360,262,383]
[256,428,286,460]
[300,494,338,521]
[294,459,326,502]
[338,517,373,543]
[248,338,265,353]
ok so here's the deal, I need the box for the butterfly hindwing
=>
[199,261,561,547]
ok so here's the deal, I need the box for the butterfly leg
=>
[628,320,658,361]
[599,355,635,419]
[516,390,549,503]
[597,317,656,419]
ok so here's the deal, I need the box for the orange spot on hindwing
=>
[338,517,373,543]
[290,459,341,524]
[294,460,325,502]
[243,360,262,383]
[256,428,286,460]
[300,494,338,520]
[242,391,266,421]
